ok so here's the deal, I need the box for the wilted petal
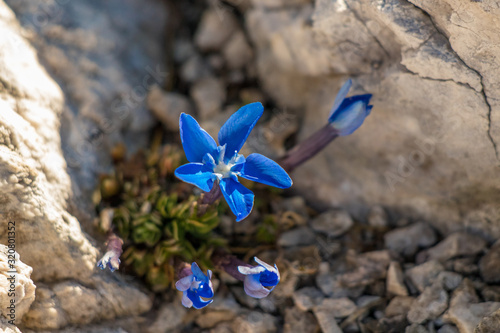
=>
[329,100,369,136]
[181,292,194,308]
[180,113,218,163]
[240,154,292,189]
[218,102,264,161]
[176,275,194,292]
[219,177,255,222]
[243,274,271,299]
[175,163,215,192]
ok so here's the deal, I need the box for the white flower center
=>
[214,161,233,178]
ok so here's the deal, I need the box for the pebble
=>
[277,226,316,247]
[310,210,354,238]
[313,306,343,333]
[147,86,193,131]
[385,296,415,317]
[222,30,253,70]
[406,324,429,333]
[231,312,278,333]
[481,285,500,302]
[475,308,500,333]
[437,271,462,291]
[147,302,187,333]
[479,240,500,283]
[180,54,212,83]
[339,250,392,288]
[190,77,226,121]
[283,307,318,333]
[384,222,437,257]
[417,232,486,263]
[313,297,357,318]
[367,205,389,228]
[437,325,459,333]
[405,260,445,293]
[407,283,448,324]
[387,261,409,296]
[194,9,238,52]
[292,287,324,311]
[196,311,236,329]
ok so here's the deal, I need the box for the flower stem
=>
[175,260,192,279]
[197,181,222,217]
[212,251,251,282]
[279,124,338,172]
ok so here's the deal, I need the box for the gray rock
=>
[195,8,238,52]
[448,257,479,275]
[147,86,193,131]
[387,261,409,296]
[406,261,445,293]
[313,306,344,333]
[313,297,357,319]
[231,312,278,333]
[386,296,415,317]
[231,286,259,309]
[368,205,389,228]
[385,222,437,257]
[277,226,316,247]
[474,308,500,333]
[407,283,448,324]
[180,54,213,83]
[417,232,487,263]
[310,210,354,237]
[283,307,318,333]
[223,30,254,70]
[147,302,187,333]
[481,286,500,303]
[190,77,226,121]
[340,250,392,288]
[196,311,237,329]
[406,324,430,333]
[444,279,500,333]
[292,287,325,311]
[437,325,459,333]
[479,240,500,283]
[437,271,463,291]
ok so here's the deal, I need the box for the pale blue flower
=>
[238,257,280,299]
[175,103,292,221]
[175,262,214,309]
[328,79,373,136]
[97,251,121,272]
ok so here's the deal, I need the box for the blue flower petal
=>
[219,177,255,222]
[243,274,271,299]
[218,102,264,161]
[197,281,214,298]
[180,113,218,163]
[175,163,215,192]
[329,79,352,118]
[329,100,369,136]
[191,262,208,282]
[176,275,194,291]
[240,153,292,189]
[259,270,279,287]
[187,289,213,309]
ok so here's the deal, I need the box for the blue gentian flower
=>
[97,251,121,272]
[237,257,280,299]
[175,262,214,309]
[175,103,293,221]
[328,79,373,136]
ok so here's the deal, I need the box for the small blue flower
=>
[175,262,214,309]
[97,251,121,272]
[175,103,293,221]
[237,257,280,299]
[328,79,373,136]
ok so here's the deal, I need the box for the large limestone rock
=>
[0,0,161,330]
[246,0,500,236]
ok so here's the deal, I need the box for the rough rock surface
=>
[245,0,500,237]
[0,0,159,330]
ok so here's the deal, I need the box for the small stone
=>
[195,9,238,52]
[448,257,479,275]
[378,315,409,332]
[387,261,409,296]
[271,196,308,219]
[406,324,429,333]
[407,283,448,324]
[231,312,278,333]
[437,271,463,291]
[386,296,415,317]
[474,308,500,333]
[196,311,236,329]
[147,302,187,333]
[437,325,459,333]
[190,77,226,121]
[340,250,392,288]
[417,232,486,263]
[313,297,357,318]
[406,260,445,293]
[231,286,259,309]
[292,287,324,311]
[482,286,500,302]
[147,86,193,131]
[283,307,318,333]
[173,38,196,64]
[368,205,389,228]
[208,54,225,71]
[313,306,343,333]
[310,210,353,238]
[277,226,316,247]
[180,54,212,83]
[479,240,500,283]
[223,30,253,70]
[384,222,437,257]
